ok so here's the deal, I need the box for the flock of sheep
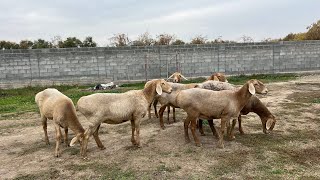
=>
[35,72,276,157]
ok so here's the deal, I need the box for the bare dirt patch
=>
[1,74,320,179]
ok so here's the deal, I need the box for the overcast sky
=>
[0,0,319,46]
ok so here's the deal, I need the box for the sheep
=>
[167,72,188,83]
[175,79,268,148]
[151,82,198,129]
[196,80,276,136]
[35,88,85,157]
[147,72,188,119]
[73,79,172,156]
[207,72,228,82]
[152,72,228,127]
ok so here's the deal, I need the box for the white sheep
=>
[35,88,85,157]
[175,79,268,148]
[72,79,172,156]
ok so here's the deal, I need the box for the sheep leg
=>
[184,115,192,143]
[198,119,205,136]
[53,123,62,157]
[41,116,50,145]
[228,119,236,140]
[261,118,268,134]
[173,107,176,122]
[238,115,245,134]
[153,99,159,118]
[147,103,152,119]
[134,119,141,147]
[63,128,69,147]
[93,124,106,150]
[190,118,201,147]
[130,120,138,145]
[167,105,170,124]
[218,118,228,148]
[81,122,100,157]
[159,105,167,129]
[208,120,219,139]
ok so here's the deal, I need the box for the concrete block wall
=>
[0,41,320,88]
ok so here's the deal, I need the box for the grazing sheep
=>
[196,80,276,135]
[176,79,268,148]
[74,79,172,156]
[207,72,228,82]
[35,88,85,157]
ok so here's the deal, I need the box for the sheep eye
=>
[162,83,165,85]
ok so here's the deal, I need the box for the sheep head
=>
[208,72,228,82]
[167,72,188,83]
[156,79,172,95]
[247,79,268,95]
[69,133,84,146]
[262,115,276,134]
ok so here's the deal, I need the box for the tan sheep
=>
[207,72,228,82]
[35,88,85,157]
[152,82,198,129]
[196,80,276,136]
[167,72,188,83]
[176,79,268,148]
[73,79,172,156]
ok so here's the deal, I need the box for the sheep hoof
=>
[99,146,106,150]
[228,136,236,141]
[196,143,202,147]
[200,133,206,136]
[55,153,61,158]
[161,126,165,130]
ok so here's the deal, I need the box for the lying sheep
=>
[176,79,268,148]
[196,80,276,135]
[35,88,85,157]
[73,79,172,156]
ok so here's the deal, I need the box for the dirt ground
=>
[0,75,320,179]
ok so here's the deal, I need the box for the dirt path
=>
[0,74,320,179]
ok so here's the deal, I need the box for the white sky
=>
[0,0,319,46]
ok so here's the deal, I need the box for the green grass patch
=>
[312,98,320,103]
[227,73,298,85]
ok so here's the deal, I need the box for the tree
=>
[131,32,154,46]
[109,33,130,47]
[82,36,97,47]
[239,35,254,43]
[305,20,320,40]
[155,33,175,45]
[171,39,185,45]
[51,36,62,48]
[190,35,207,44]
[33,39,52,49]
[0,41,19,49]
[60,37,83,48]
[19,40,33,49]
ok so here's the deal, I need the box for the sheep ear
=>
[213,76,219,81]
[248,83,255,95]
[70,136,79,146]
[156,83,162,95]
